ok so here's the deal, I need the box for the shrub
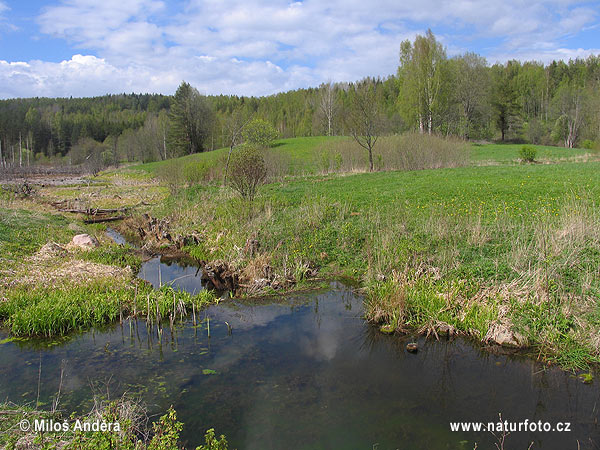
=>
[581,139,596,150]
[519,145,537,163]
[227,145,267,201]
[314,133,469,173]
[242,119,278,148]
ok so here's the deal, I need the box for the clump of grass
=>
[0,281,217,337]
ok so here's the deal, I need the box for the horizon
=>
[0,0,599,99]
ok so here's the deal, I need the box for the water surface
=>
[1,285,599,449]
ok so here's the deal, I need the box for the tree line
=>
[1,30,599,169]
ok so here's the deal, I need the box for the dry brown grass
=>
[1,243,132,291]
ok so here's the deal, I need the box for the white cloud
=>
[0,0,597,98]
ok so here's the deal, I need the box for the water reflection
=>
[0,288,598,449]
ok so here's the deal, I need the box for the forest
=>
[0,31,599,170]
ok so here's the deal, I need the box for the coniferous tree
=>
[168,82,215,156]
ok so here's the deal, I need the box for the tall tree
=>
[345,82,383,172]
[551,82,585,148]
[398,29,447,134]
[317,81,339,136]
[168,82,215,156]
[450,53,490,139]
[490,62,521,141]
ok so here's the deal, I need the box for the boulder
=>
[71,233,100,250]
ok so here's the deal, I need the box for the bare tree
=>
[345,82,383,172]
[318,81,338,136]
[552,83,586,148]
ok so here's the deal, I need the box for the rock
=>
[406,342,418,353]
[38,242,67,258]
[70,234,100,250]
[436,322,456,337]
[484,322,526,348]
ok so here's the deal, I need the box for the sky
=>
[0,0,599,99]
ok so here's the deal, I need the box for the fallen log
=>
[60,207,127,214]
[83,215,126,224]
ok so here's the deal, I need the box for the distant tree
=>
[345,82,383,172]
[398,29,447,134]
[551,82,585,148]
[450,53,490,139]
[317,81,339,136]
[168,82,215,156]
[242,118,278,148]
[491,62,522,141]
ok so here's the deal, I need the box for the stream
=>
[0,230,598,449]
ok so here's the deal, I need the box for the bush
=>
[581,139,596,150]
[242,119,278,148]
[228,145,267,201]
[519,145,537,163]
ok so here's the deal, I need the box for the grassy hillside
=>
[132,136,344,174]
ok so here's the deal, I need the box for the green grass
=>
[132,136,346,175]
[0,207,73,259]
[470,143,592,163]
[131,138,592,181]
[0,400,218,450]
[157,160,600,369]
[0,281,216,337]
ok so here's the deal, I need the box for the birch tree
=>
[398,30,447,134]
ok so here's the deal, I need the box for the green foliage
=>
[581,139,596,150]
[196,429,229,450]
[227,144,267,201]
[242,118,278,148]
[0,401,218,450]
[148,407,183,450]
[168,82,215,156]
[519,145,537,162]
[0,282,217,337]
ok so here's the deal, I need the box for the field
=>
[1,136,599,370]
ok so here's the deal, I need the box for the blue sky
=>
[0,0,599,98]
